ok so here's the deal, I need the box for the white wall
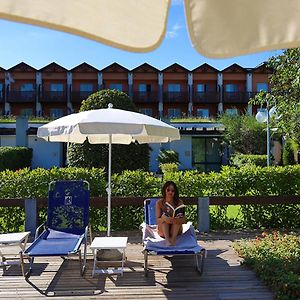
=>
[169,136,193,170]
[149,136,193,172]
[0,135,63,169]
[28,136,63,169]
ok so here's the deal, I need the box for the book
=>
[163,202,185,218]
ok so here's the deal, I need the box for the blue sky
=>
[0,0,283,71]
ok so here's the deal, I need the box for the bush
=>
[160,163,179,174]
[218,114,266,154]
[157,149,179,165]
[231,154,268,167]
[0,165,300,232]
[283,138,297,166]
[0,147,32,171]
[234,232,300,300]
[67,89,150,173]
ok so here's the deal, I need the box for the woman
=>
[156,181,186,246]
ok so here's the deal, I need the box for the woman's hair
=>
[161,181,179,206]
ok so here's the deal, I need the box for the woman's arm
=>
[156,200,172,225]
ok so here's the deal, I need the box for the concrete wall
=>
[149,135,193,172]
[0,133,63,169]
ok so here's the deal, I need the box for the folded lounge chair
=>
[141,198,206,276]
[21,180,90,277]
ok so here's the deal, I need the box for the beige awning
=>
[0,0,299,58]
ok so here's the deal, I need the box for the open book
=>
[163,202,185,218]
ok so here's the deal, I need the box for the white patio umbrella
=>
[0,0,300,58]
[37,103,180,236]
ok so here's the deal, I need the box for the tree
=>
[252,49,300,143]
[218,113,266,154]
[67,89,150,172]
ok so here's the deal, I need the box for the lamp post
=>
[256,104,272,166]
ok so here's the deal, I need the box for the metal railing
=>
[7,91,36,103]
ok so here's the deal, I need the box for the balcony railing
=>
[71,90,97,102]
[7,91,36,103]
[0,90,4,102]
[223,92,253,104]
[193,91,220,103]
[40,91,67,102]
[163,91,188,103]
[132,91,159,103]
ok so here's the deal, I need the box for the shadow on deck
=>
[0,231,274,299]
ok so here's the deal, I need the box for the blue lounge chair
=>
[21,180,90,277]
[141,198,206,276]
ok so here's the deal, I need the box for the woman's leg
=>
[160,222,172,246]
[170,224,182,245]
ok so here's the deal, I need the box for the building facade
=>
[0,62,272,172]
[0,62,272,118]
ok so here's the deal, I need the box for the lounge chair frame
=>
[142,198,205,276]
[20,180,90,277]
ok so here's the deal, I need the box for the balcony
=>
[40,91,67,103]
[7,90,36,103]
[132,91,159,103]
[163,91,188,103]
[193,91,220,103]
[223,92,253,104]
[0,90,4,103]
[71,90,97,102]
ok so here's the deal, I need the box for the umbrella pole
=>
[107,134,112,236]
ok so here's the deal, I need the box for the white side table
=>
[0,232,30,272]
[90,237,128,277]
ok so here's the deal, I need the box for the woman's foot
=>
[165,239,172,246]
[170,237,177,246]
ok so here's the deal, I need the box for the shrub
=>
[231,154,268,167]
[234,232,300,300]
[0,147,32,171]
[218,114,266,154]
[0,165,300,232]
[283,138,297,166]
[67,89,150,173]
[157,149,179,165]
[160,163,179,174]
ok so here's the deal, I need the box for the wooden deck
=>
[0,231,274,299]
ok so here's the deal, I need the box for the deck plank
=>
[0,231,274,299]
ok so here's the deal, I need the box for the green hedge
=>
[0,165,299,232]
[0,147,32,171]
[230,154,268,167]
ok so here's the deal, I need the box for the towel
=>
[141,222,203,254]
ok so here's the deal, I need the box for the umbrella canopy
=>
[37,104,180,236]
[1,0,300,58]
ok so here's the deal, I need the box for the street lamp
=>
[255,105,276,167]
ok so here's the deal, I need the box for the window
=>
[139,83,151,92]
[80,83,93,92]
[192,137,222,172]
[50,83,64,92]
[139,108,153,116]
[20,108,33,117]
[20,83,34,91]
[168,84,181,92]
[168,108,181,118]
[196,108,209,118]
[256,83,269,92]
[109,83,123,91]
[196,84,209,92]
[225,84,238,92]
[0,83,3,98]
[50,108,64,118]
[225,108,239,116]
